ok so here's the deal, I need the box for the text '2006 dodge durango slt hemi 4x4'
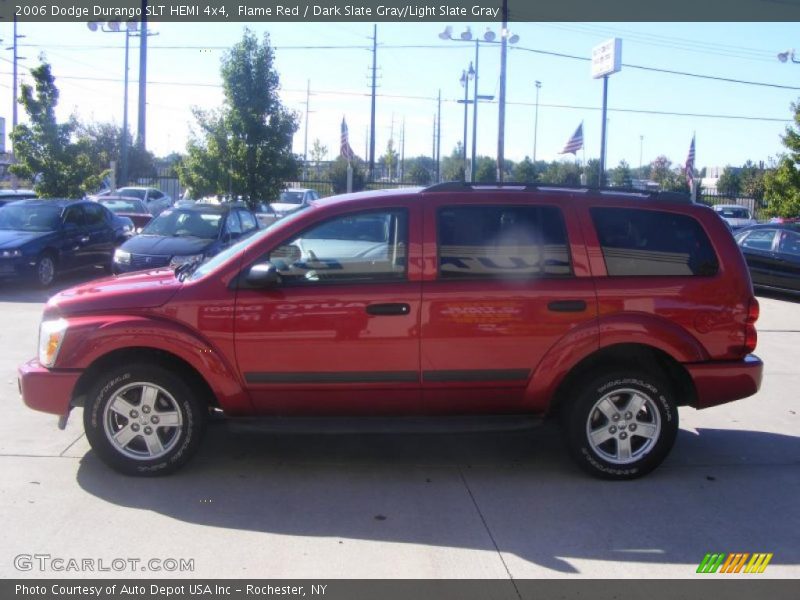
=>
[18,183,763,479]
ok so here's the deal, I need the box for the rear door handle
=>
[547,300,587,312]
[79,236,90,244]
[366,303,411,316]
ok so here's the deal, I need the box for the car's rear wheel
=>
[35,253,56,288]
[83,363,207,476]
[561,371,678,480]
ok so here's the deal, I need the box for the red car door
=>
[419,192,598,414]
[234,201,423,415]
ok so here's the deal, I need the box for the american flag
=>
[559,123,584,155]
[685,135,696,185]
[340,117,355,161]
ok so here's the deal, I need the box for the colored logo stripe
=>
[697,553,773,574]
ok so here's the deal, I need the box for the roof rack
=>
[422,182,693,204]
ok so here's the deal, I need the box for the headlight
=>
[38,319,68,367]
[0,249,22,258]
[169,254,204,267]
[114,249,131,264]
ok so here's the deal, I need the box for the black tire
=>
[34,252,57,288]
[561,371,678,480]
[83,363,207,476]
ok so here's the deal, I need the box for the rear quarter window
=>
[591,207,719,277]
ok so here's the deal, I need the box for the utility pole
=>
[599,75,609,186]
[400,118,405,182]
[533,81,541,163]
[368,25,378,179]
[10,15,25,154]
[436,89,442,182]
[471,40,479,182]
[432,114,437,179]
[303,80,311,181]
[137,0,149,149]
[497,0,509,183]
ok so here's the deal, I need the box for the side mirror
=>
[245,262,280,288]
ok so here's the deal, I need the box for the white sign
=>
[592,38,622,79]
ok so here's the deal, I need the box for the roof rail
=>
[422,181,693,203]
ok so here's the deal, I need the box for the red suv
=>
[19,184,763,479]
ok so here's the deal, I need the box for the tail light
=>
[744,297,759,354]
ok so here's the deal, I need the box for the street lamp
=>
[458,64,474,179]
[778,49,800,63]
[87,19,138,187]
[533,81,542,163]
[439,25,520,182]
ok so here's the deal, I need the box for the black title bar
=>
[3,0,800,22]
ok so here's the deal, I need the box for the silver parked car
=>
[713,204,757,230]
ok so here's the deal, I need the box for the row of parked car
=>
[1,187,798,293]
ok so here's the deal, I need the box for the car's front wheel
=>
[562,371,678,480]
[35,253,56,288]
[83,363,207,476]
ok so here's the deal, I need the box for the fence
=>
[699,191,766,220]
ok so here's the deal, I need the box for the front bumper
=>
[685,354,764,409]
[0,256,35,280]
[18,358,81,416]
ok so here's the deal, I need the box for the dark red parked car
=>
[19,184,763,478]
[98,196,153,230]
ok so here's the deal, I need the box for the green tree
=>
[650,155,673,188]
[309,138,328,177]
[717,166,741,196]
[541,160,581,186]
[610,160,633,187]
[10,62,101,197]
[75,121,156,186]
[440,143,466,182]
[583,159,601,188]
[473,156,496,183]
[381,139,398,180]
[740,161,766,203]
[327,157,366,194]
[513,157,537,182]
[177,29,299,207]
[404,156,435,185]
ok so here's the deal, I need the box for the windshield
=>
[279,191,304,205]
[143,209,223,238]
[0,205,62,232]
[116,188,146,200]
[188,206,311,281]
[100,199,147,213]
[715,206,751,219]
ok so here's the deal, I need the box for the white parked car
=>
[270,188,320,217]
[115,187,173,216]
[713,204,758,230]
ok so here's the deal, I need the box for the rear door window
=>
[436,205,572,279]
[591,207,719,276]
[740,229,777,252]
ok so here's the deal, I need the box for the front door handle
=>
[547,300,587,313]
[79,236,90,244]
[366,303,411,316]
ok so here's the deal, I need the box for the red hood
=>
[44,270,182,318]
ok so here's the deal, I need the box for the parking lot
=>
[0,275,798,579]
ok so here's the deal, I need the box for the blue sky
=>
[1,21,799,172]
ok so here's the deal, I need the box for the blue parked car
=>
[0,199,130,287]
[113,203,260,273]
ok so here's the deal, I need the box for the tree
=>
[740,161,766,203]
[381,139,398,180]
[761,99,800,217]
[650,155,673,188]
[10,62,102,197]
[404,156,435,185]
[327,157,366,194]
[474,156,496,183]
[583,159,601,188]
[717,166,741,196]
[541,160,581,186]
[177,29,299,207]
[440,143,465,182]
[513,157,537,182]
[610,160,633,188]
[75,121,156,186]
[309,138,328,177]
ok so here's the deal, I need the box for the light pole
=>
[439,25,519,182]
[459,64,474,180]
[533,81,542,163]
[88,20,138,187]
